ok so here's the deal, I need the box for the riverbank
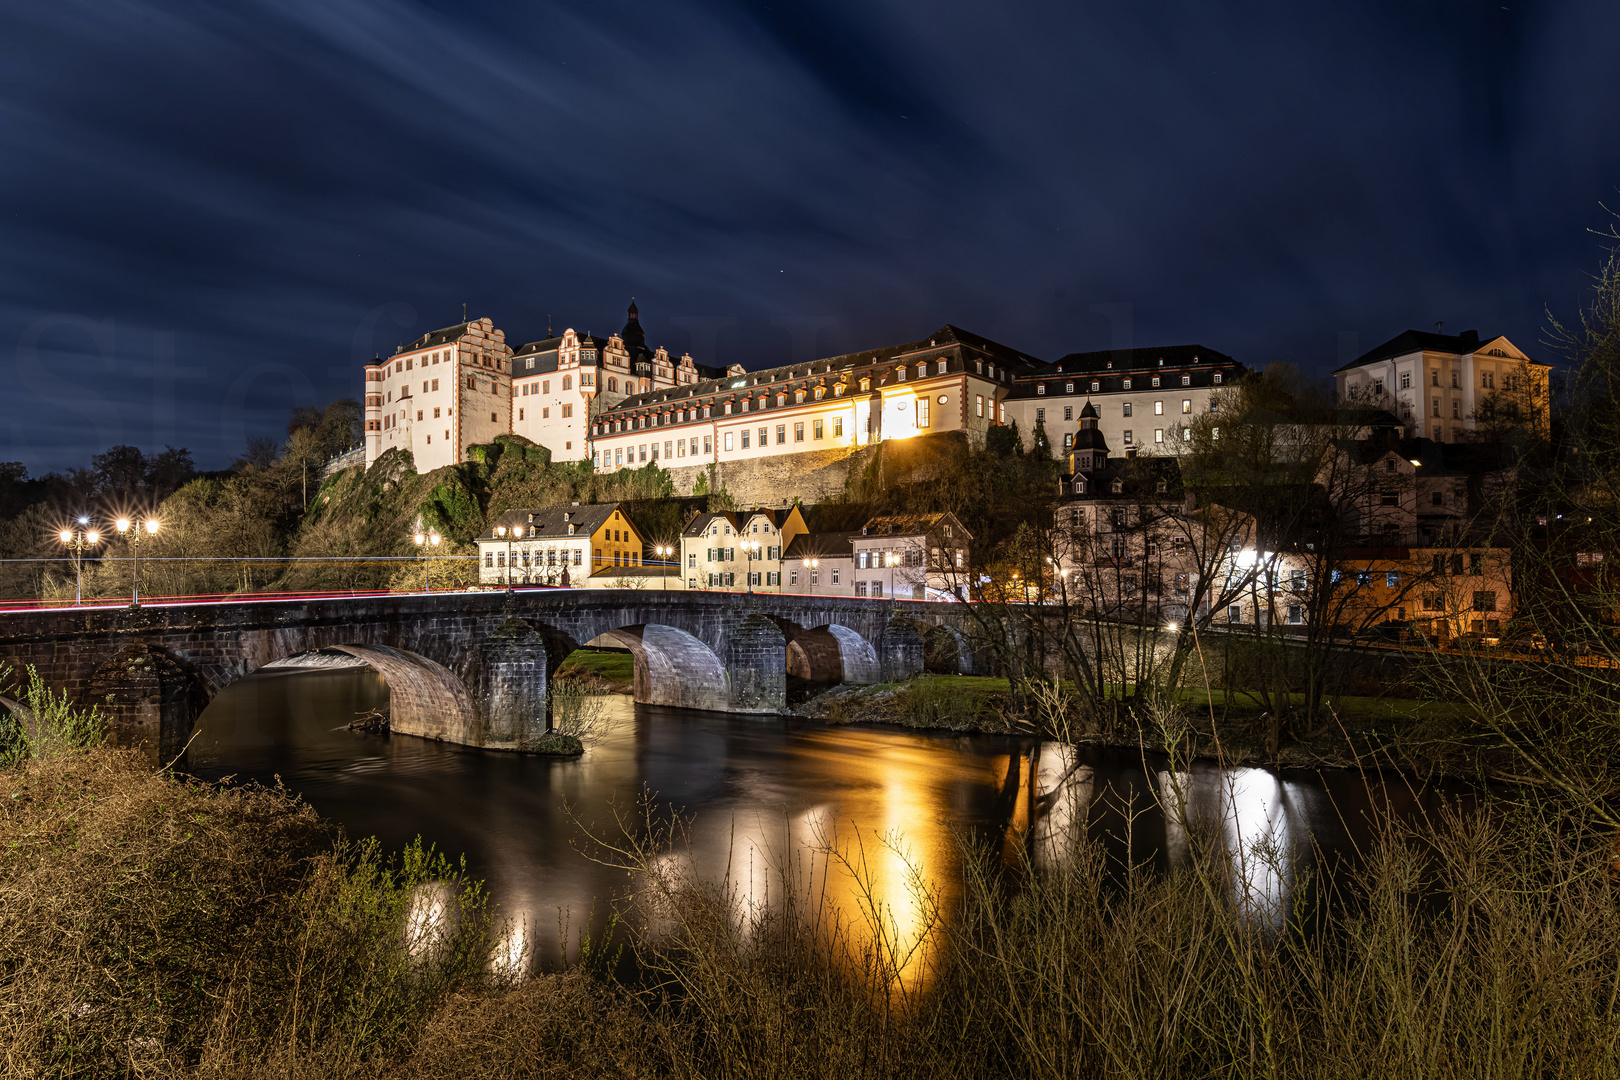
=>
[6,742,1618,1078]
[796,675,1502,778]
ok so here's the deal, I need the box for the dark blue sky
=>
[2,0,1616,471]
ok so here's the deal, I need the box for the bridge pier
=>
[87,645,208,765]
[470,619,552,749]
[880,616,926,683]
[726,614,787,713]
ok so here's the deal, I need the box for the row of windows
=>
[1037,399,1196,423]
[1035,373,1216,395]
[516,405,572,421]
[485,548,585,567]
[518,374,595,394]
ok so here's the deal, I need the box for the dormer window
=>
[1089,382,1098,392]
[1181,374,1191,386]
[1075,478,1086,493]
[1123,378,1132,389]
[1037,384,1046,395]
[860,379,871,392]
[1152,376,1161,387]
[1111,480,1123,494]
[897,366,907,381]
[1213,372,1222,384]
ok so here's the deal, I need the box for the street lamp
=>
[58,517,101,605]
[113,517,159,607]
[806,557,819,595]
[413,530,442,593]
[654,544,673,591]
[741,539,760,593]
[493,525,515,592]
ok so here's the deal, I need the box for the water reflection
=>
[191,666,1470,976]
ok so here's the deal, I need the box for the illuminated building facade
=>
[587,325,1035,471]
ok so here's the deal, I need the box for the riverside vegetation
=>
[6,663,1620,1079]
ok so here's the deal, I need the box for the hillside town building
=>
[475,503,646,587]
[680,506,809,591]
[1332,329,1552,443]
[1003,344,1245,457]
[586,324,1038,474]
[364,317,514,472]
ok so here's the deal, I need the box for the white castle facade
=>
[363,300,1547,485]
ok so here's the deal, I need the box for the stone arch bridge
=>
[0,591,977,762]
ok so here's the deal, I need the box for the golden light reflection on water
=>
[634,727,1097,995]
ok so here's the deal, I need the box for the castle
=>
[363,301,1548,503]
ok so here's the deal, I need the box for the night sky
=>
[2,0,1616,471]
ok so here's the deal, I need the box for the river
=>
[188,662,1468,980]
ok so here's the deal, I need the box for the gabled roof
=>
[400,321,475,353]
[736,506,799,530]
[856,512,973,540]
[479,503,624,541]
[1335,329,1538,373]
[1052,343,1238,374]
[682,510,739,538]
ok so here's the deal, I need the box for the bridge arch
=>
[770,618,880,687]
[582,624,730,712]
[266,645,481,744]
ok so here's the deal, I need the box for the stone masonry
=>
[0,591,963,761]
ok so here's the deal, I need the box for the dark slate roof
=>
[400,321,475,353]
[857,512,972,539]
[479,503,624,541]
[602,323,1045,415]
[682,510,740,538]
[1051,344,1238,374]
[1061,453,1183,492]
[1072,425,1109,452]
[513,336,562,358]
[782,530,861,560]
[1335,329,1496,373]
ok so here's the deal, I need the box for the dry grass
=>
[0,748,494,1079]
[6,721,1620,1078]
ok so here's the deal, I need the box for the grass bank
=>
[553,648,635,692]
[800,674,1496,775]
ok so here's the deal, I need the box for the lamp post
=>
[113,517,159,607]
[413,530,441,593]
[493,525,515,592]
[58,517,101,605]
[806,557,819,595]
[741,539,760,593]
[654,544,673,591]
